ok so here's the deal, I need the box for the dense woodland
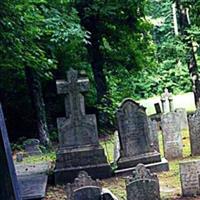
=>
[1,0,200,144]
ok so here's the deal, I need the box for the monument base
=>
[115,158,169,176]
[117,151,161,169]
[54,146,112,184]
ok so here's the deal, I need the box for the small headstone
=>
[161,112,183,159]
[16,153,24,162]
[0,103,21,200]
[55,69,111,184]
[126,164,161,200]
[23,139,42,156]
[188,109,200,156]
[160,88,174,113]
[116,99,161,169]
[148,119,160,152]
[179,160,200,196]
[66,171,102,200]
[154,103,162,114]
[175,108,189,130]
[113,131,120,163]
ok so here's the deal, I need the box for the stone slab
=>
[115,158,169,176]
[18,174,48,200]
[55,163,112,184]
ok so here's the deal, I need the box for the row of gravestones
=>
[66,164,161,200]
[54,69,169,184]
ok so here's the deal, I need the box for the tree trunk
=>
[25,67,50,146]
[176,1,200,108]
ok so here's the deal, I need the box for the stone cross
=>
[161,88,174,113]
[56,68,89,120]
[0,103,21,200]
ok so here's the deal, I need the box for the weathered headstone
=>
[188,109,200,156]
[126,164,161,200]
[179,160,200,196]
[0,103,21,200]
[113,131,120,163]
[55,69,111,184]
[116,99,161,170]
[161,112,183,159]
[148,119,160,152]
[154,103,162,114]
[175,108,189,130]
[23,138,42,156]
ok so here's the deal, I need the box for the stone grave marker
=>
[23,138,42,156]
[179,160,200,196]
[175,108,189,130]
[113,131,120,163]
[161,112,183,159]
[0,103,21,200]
[116,99,161,169]
[188,109,200,156]
[154,103,162,114]
[160,88,174,113]
[126,164,161,200]
[55,68,111,184]
[148,119,160,152]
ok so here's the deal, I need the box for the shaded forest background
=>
[1,0,200,143]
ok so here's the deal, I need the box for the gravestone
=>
[0,103,21,200]
[175,108,189,130]
[148,119,160,152]
[161,112,183,159]
[55,69,111,184]
[126,164,161,200]
[23,138,42,156]
[188,109,200,156]
[154,103,162,114]
[179,160,200,196]
[66,171,102,200]
[113,131,120,163]
[116,99,161,169]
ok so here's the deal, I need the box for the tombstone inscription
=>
[126,164,161,200]
[0,103,21,200]
[116,99,162,170]
[55,69,111,184]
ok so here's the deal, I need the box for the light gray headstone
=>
[161,112,183,159]
[175,108,189,130]
[148,119,160,152]
[188,109,200,156]
[126,164,161,200]
[113,131,120,163]
[179,160,200,196]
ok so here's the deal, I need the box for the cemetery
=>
[2,1,200,200]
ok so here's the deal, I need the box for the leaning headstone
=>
[161,112,183,160]
[179,160,200,196]
[188,109,200,156]
[0,103,21,200]
[55,69,111,184]
[148,119,160,152]
[23,138,42,156]
[126,164,161,200]
[175,108,189,130]
[154,103,162,114]
[116,99,161,170]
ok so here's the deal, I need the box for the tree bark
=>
[25,67,50,146]
[176,1,200,108]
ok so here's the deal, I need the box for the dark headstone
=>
[23,139,42,156]
[161,112,183,159]
[55,69,111,184]
[116,99,161,169]
[189,109,200,156]
[126,164,161,200]
[0,103,21,200]
[154,103,161,114]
